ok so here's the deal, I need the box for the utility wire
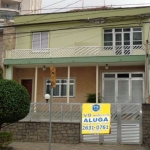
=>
[24,0,82,24]
[1,22,144,47]
[9,6,150,27]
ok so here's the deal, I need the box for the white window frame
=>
[32,32,49,50]
[102,72,144,103]
[104,27,142,47]
[45,78,75,98]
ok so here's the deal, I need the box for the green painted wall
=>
[16,18,149,49]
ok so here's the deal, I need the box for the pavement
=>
[10,142,149,150]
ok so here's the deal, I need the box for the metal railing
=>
[7,45,145,59]
[21,103,81,122]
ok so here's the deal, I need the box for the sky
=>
[42,0,150,13]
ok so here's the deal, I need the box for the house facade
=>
[3,6,150,104]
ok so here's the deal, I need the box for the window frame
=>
[45,78,75,98]
[104,27,142,47]
[32,31,49,50]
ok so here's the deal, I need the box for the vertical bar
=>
[49,87,53,150]
[96,65,99,103]
[61,104,63,122]
[145,40,149,103]
[34,66,38,103]
[139,104,142,144]
[34,66,38,112]
[80,104,83,143]
[117,104,121,144]
[67,66,70,103]
[70,104,73,122]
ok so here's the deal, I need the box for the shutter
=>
[32,33,40,49]
[41,32,48,48]
[118,80,129,103]
[104,80,115,103]
[132,80,143,103]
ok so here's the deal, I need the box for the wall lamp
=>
[43,65,46,71]
[105,64,109,70]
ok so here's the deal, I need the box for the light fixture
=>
[105,64,109,70]
[43,65,46,71]
[44,94,50,103]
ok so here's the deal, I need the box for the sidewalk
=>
[10,142,147,150]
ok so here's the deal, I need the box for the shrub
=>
[0,79,30,129]
[86,93,104,103]
[0,132,13,149]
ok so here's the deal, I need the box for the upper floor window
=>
[104,28,142,47]
[32,32,49,49]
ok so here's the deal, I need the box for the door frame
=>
[102,72,145,103]
[20,78,34,102]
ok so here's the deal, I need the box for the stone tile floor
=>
[10,142,149,150]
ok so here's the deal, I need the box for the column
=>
[67,66,70,103]
[5,66,13,80]
[96,65,99,103]
[34,66,38,103]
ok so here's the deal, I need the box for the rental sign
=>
[82,103,111,134]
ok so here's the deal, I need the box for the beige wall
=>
[0,33,3,66]
[13,65,145,103]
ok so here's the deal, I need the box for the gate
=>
[81,103,142,144]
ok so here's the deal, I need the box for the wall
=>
[13,65,144,103]
[1,122,80,144]
[0,33,3,67]
[142,104,150,148]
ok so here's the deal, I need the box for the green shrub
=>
[0,79,30,129]
[86,93,104,103]
[0,132,13,149]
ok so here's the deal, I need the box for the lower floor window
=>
[45,79,75,97]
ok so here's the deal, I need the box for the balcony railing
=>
[6,45,145,59]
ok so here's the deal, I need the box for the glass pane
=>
[133,41,142,45]
[56,80,60,83]
[104,74,115,78]
[61,85,66,96]
[132,80,143,103]
[117,74,129,78]
[115,42,122,46]
[133,32,142,40]
[104,80,115,102]
[133,28,142,31]
[116,34,122,41]
[123,28,130,32]
[104,42,113,46]
[124,41,130,45]
[33,33,40,49]
[53,85,59,96]
[132,74,143,77]
[115,29,122,32]
[70,80,74,83]
[104,29,112,33]
[118,80,129,103]
[104,34,112,41]
[61,80,67,84]
[41,32,48,48]
[124,33,130,40]
[69,85,74,96]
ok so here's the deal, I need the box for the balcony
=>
[6,45,145,59]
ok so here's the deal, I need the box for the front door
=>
[21,79,33,102]
[102,72,144,103]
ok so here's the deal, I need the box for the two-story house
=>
[3,6,150,104]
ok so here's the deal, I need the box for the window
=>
[45,79,75,97]
[104,28,142,47]
[32,32,48,49]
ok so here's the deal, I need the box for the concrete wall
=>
[1,122,80,144]
[13,66,144,103]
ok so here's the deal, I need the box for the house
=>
[3,6,150,104]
